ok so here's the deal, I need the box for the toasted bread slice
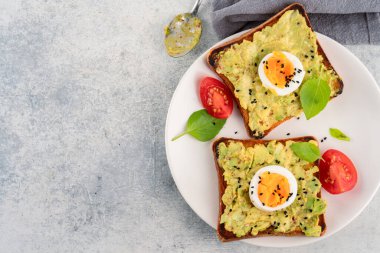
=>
[212,136,326,242]
[207,3,343,139]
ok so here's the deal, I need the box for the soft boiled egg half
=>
[258,51,305,96]
[249,165,297,212]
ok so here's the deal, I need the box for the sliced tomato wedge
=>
[199,77,233,119]
[319,149,358,194]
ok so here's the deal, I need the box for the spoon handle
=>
[191,0,202,16]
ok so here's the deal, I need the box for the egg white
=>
[258,51,305,96]
[249,165,298,212]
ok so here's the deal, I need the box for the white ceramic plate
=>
[165,32,380,247]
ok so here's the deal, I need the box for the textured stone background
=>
[0,0,379,252]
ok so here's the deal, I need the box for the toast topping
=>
[258,171,290,207]
[263,51,294,89]
[249,165,298,212]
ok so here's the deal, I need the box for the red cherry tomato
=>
[319,149,358,194]
[199,77,233,119]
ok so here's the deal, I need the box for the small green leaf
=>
[172,109,226,142]
[290,142,320,162]
[329,128,350,141]
[300,78,331,120]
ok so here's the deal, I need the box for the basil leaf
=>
[172,109,226,142]
[300,78,331,120]
[290,142,320,162]
[329,128,350,141]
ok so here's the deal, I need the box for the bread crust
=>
[212,136,326,242]
[207,3,344,139]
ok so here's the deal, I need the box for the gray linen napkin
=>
[211,0,380,44]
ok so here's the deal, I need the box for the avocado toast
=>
[212,137,326,242]
[207,3,343,139]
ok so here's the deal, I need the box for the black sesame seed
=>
[254,63,257,67]
[261,49,264,52]
[254,225,258,227]
[294,92,298,97]
[281,64,284,68]
[310,50,314,53]
[300,204,304,207]
[298,197,301,200]
[286,133,290,136]
[260,192,263,196]
[304,55,308,58]
[262,203,265,206]
[212,122,215,126]
[251,191,254,194]
[304,226,307,230]
[303,191,307,194]
[265,91,268,95]
[312,178,316,182]
[275,159,280,164]
[309,209,313,212]
[297,117,300,120]
[235,131,238,134]
[285,215,289,218]
[236,89,240,92]
[307,70,311,73]
[324,137,327,140]
[311,55,314,59]
[296,81,299,83]
[315,184,318,187]
[230,208,232,212]
[238,185,241,188]
[321,139,324,143]
[297,22,300,25]
[265,66,268,69]
[263,106,267,110]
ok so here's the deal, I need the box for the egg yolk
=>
[263,51,294,89]
[258,172,290,207]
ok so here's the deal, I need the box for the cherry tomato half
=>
[199,77,233,119]
[319,149,358,194]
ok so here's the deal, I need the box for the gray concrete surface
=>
[0,0,379,252]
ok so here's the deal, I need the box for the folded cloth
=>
[211,0,380,44]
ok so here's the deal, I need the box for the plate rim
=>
[165,31,380,248]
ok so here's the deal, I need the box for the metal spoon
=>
[164,0,202,57]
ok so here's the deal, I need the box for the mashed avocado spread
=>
[215,10,340,136]
[217,140,326,237]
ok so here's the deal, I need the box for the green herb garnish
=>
[300,78,331,120]
[290,142,320,162]
[329,128,350,141]
[172,109,226,142]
